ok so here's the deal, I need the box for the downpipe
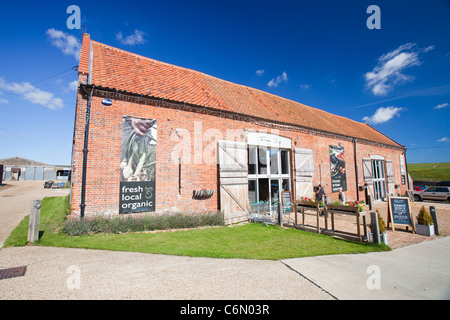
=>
[79,84,93,219]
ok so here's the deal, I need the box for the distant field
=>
[408,162,450,182]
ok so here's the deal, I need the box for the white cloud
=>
[437,137,448,142]
[267,71,288,88]
[256,69,265,76]
[116,29,147,45]
[362,106,403,125]
[364,43,432,96]
[68,80,79,92]
[0,77,64,110]
[300,84,311,90]
[434,103,448,110]
[0,92,8,104]
[46,28,81,60]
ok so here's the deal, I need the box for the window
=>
[270,148,279,175]
[248,147,256,175]
[281,150,289,174]
[371,159,386,201]
[248,146,291,208]
[258,147,268,175]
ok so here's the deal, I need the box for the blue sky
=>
[0,0,449,165]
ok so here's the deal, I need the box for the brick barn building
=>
[70,33,410,223]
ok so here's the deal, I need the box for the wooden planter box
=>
[415,223,435,237]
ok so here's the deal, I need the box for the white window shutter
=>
[294,148,314,199]
[362,158,373,182]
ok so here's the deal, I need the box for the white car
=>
[413,186,450,203]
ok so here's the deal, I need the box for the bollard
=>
[27,200,41,243]
[370,211,380,244]
[429,206,439,236]
[278,200,283,226]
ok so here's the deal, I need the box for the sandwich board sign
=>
[387,196,415,233]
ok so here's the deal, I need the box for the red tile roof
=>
[78,34,403,148]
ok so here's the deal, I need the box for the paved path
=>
[283,236,450,300]
[0,246,332,300]
[0,181,69,247]
[1,237,448,300]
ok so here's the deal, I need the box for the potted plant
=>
[415,206,435,236]
[369,210,388,245]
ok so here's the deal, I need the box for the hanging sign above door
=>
[247,131,291,149]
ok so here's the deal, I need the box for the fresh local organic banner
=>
[119,116,157,213]
[329,145,347,193]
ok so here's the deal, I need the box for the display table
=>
[323,204,368,242]
[294,200,323,233]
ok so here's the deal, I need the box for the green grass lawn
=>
[4,195,390,260]
[408,162,450,182]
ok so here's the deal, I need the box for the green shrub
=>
[416,206,434,226]
[62,211,224,236]
[377,210,387,234]
[369,210,387,234]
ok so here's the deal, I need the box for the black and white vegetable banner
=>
[119,116,157,213]
[329,145,347,193]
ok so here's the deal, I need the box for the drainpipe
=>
[79,41,94,220]
[79,84,93,219]
[353,139,359,202]
[404,149,410,189]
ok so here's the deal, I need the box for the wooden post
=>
[27,200,41,243]
[278,200,282,226]
[370,211,380,244]
[429,206,439,236]
[294,203,298,226]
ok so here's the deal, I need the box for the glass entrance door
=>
[248,146,291,211]
[371,160,386,201]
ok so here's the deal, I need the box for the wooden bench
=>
[323,204,368,242]
[294,200,323,233]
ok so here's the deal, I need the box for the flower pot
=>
[368,232,388,245]
[415,223,435,237]
[380,232,388,245]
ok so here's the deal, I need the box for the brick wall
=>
[70,88,407,218]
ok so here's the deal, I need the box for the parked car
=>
[44,180,54,188]
[413,186,450,203]
[414,186,423,191]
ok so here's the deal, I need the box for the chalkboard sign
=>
[388,197,415,233]
[282,191,292,211]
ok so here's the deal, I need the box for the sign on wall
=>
[329,145,347,193]
[119,116,157,214]
[400,154,406,185]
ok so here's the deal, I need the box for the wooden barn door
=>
[362,158,374,201]
[218,140,249,224]
[294,148,314,200]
